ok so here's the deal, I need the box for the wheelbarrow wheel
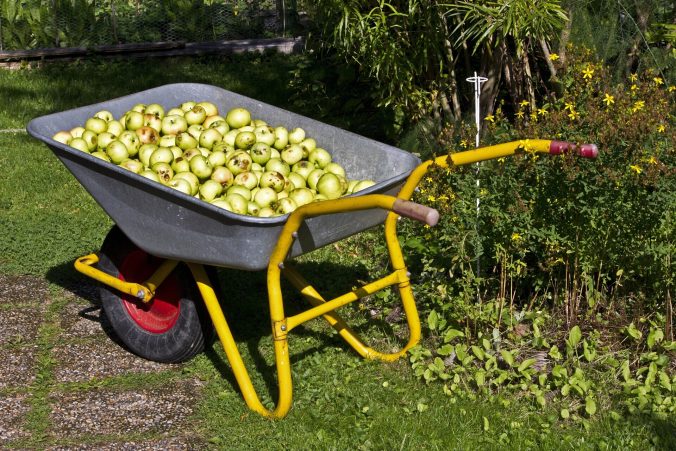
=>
[97,226,216,363]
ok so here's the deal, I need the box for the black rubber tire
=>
[97,226,215,363]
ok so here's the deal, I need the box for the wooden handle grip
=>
[392,199,439,226]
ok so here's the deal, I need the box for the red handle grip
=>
[549,141,599,158]
[393,199,439,226]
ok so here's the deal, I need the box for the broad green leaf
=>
[647,328,664,349]
[567,325,582,348]
[518,358,537,372]
[437,344,454,356]
[475,370,486,386]
[482,338,491,351]
[552,365,567,378]
[444,328,465,343]
[483,416,490,431]
[621,360,632,382]
[658,371,672,391]
[585,397,597,416]
[500,349,515,367]
[561,384,571,396]
[560,408,570,419]
[548,345,562,360]
[428,310,439,331]
[626,322,642,340]
[583,340,596,362]
[471,345,486,360]
[536,393,546,407]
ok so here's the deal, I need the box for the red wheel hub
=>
[117,249,182,333]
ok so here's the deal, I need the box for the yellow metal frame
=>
[74,139,561,418]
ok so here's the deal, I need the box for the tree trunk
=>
[479,43,503,122]
[521,49,536,109]
[558,6,573,68]
[625,3,650,76]
[539,38,557,80]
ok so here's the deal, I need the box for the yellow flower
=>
[537,107,548,116]
[564,101,574,111]
[603,93,615,106]
[653,77,664,86]
[425,177,433,183]
[582,66,594,79]
[519,100,530,108]
[428,195,436,202]
[485,114,495,123]
[511,233,522,242]
[629,73,638,82]
[657,124,666,133]
[646,156,657,164]
[438,194,449,202]
[460,139,468,148]
[516,110,525,119]
[568,109,579,120]
[629,165,642,174]
[630,84,638,92]
[498,157,506,164]
[530,112,538,121]
[631,100,645,113]
[480,189,488,197]
[549,53,559,61]
[669,86,676,93]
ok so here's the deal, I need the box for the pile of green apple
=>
[51,101,376,217]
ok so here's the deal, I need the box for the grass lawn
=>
[0,56,670,449]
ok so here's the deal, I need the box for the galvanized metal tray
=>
[27,83,420,270]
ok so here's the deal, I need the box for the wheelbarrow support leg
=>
[188,262,293,419]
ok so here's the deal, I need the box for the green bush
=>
[393,45,674,420]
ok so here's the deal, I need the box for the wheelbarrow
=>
[27,83,598,419]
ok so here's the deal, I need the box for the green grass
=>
[0,57,670,450]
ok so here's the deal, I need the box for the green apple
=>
[307,168,325,190]
[120,159,144,174]
[69,137,90,153]
[149,147,174,166]
[174,171,200,195]
[324,162,346,177]
[91,151,111,162]
[254,187,278,208]
[176,132,198,151]
[161,115,188,135]
[259,171,286,192]
[85,117,108,134]
[225,193,248,215]
[265,158,290,177]
[144,103,165,119]
[189,155,213,181]
[250,142,272,165]
[138,144,158,167]
[211,166,234,188]
[135,126,159,145]
[143,113,162,132]
[275,197,298,215]
[289,188,315,207]
[353,180,376,193]
[287,172,306,190]
[70,126,85,138]
[208,150,227,167]
[199,179,223,202]
[254,125,275,146]
[52,130,72,145]
[292,160,315,179]
[106,120,124,137]
[317,173,343,199]
[227,185,252,201]
[225,107,252,129]
[171,156,191,173]
[273,126,289,150]
[309,148,332,169]
[281,144,304,165]
[234,171,258,190]
[185,105,207,125]
[152,162,174,184]
[197,101,218,117]
[234,131,256,149]
[94,110,114,122]
[168,178,192,195]
[208,120,229,136]
[118,130,140,157]
[80,130,98,151]
[288,127,306,144]
[199,128,222,150]
[124,111,144,131]
[140,169,160,182]
[226,151,253,175]
[106,140,129,163]
[203,115,225,128]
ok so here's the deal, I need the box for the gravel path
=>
[0,275,207,449]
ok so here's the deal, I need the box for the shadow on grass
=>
[46,253,409,401]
